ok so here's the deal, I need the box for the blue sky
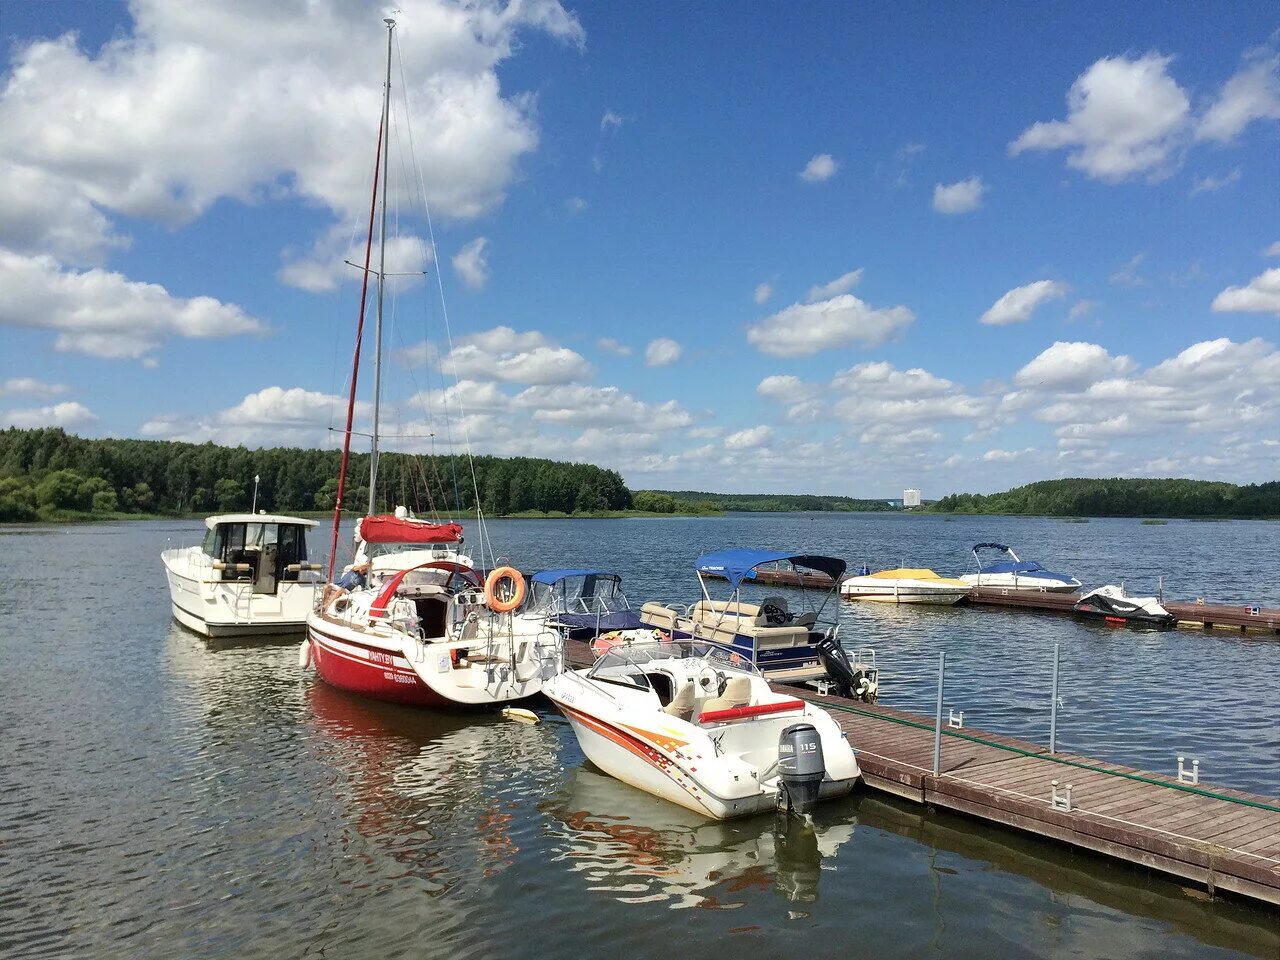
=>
[1,1,1277,495]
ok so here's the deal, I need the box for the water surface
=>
[1,514,1276,958]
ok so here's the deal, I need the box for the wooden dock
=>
[563,639,1280,906]
[699,568,1280,634]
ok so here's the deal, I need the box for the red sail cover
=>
[358,515,463,544]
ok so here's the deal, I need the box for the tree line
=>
[643,489,899,513]
[926,478,1280,519]
[0,428,632,522]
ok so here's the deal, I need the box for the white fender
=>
[298,639,311,669]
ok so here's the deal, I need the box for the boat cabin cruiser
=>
[162,513,322,637]
[303,515,561,708]
[640,549,878,700]
[1073,585,1175,629]
[960,543,1082,593]
[840,568,970,605]
[544,639,861,819]
[520,569,654,644]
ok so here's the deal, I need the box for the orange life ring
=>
[484,566,526,613]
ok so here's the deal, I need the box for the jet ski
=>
[1073,585,1175,629]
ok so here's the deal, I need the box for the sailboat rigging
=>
[301,18,560,709]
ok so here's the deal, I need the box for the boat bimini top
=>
[970,543,1078,585]
[695,549,847,589]
[528,569,644,632]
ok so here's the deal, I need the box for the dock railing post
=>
[932,651,946,777]
[1049,641,1060,755]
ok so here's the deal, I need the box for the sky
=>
[0,1,1277,497]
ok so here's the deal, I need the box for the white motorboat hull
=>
[840,583,968,605]
[162,552,319,637]
[959,573,1081,593]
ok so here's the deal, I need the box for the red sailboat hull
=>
[307,621,452,708]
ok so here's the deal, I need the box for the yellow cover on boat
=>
[869,568,969,586]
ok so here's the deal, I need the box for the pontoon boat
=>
[641,549,878,699]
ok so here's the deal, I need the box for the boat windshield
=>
[587,639,760,683]
[529,573,630,616]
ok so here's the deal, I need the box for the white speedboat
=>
[162,513,322,637]
[544,639,861,819]
[959,543,1082,593]
[840,568,970,605]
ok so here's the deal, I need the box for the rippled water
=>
[1,515,1277,959]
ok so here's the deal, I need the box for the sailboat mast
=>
[368,17,395,515]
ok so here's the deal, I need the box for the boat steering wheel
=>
[697,665,727,697]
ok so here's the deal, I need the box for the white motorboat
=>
[840,567,970,605]
[544,639,861,819]
[959,542,1082,593]
[162,513,322,637]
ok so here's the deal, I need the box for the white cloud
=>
[832,361,956,398]
[142,386,366,446]
[1009,53,1190,181]
[278,230,431,293]
[981,448,1030,462]
[724,425,772,450]
[979,280,1067,326]
[644,338,682,367]
[806,269,863,303]
[932,176,985,214]
[0,249,263,360]
[858,424,942,448]
[600,110,623,133]
[452,236,491,290]
[799,153,838,183]
[1109,253,1147,287]
[1,377,69,398]
[0,160,128,265]
[1067,299,1097,322]
[0,0,583,240]
[1265,241,1280,257]
[440,327,591,384]
[515,383,692,430]
[565,196,588,214]
[1189,168,1241,196]
[2,400,97,429]
[596,337,631,356]
[1211,268,1280,316]
[1197,51,1280,143]
[1014,341,1135,389]
[753,282,774,305]
[747,294,915,357]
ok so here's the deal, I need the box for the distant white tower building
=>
[903,488,922,507]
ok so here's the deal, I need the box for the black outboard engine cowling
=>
[814,634,857,699]
[778,723,825,815]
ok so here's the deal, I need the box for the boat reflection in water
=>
[305,681,562,886]
[541,762,856,912]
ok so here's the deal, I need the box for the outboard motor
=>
[814,634,857,700]
[778,723,825,816]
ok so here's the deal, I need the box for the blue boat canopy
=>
[695,549,846,589]
[530,569,620,586]
[972,542,1011,553]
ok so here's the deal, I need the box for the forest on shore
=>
[926,477,1280,519]
[639,489,898,513]
[0,428,636,522]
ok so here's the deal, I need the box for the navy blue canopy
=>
[531,569,620,586]
[972,542,1011,553]
[695,549,846,589]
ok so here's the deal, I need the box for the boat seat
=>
[641,602,680,631]
[793,612,817,627]
[662,682,696,720]
[745,625,810,649]
[699,676,752,718]
[691,600,763,624]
